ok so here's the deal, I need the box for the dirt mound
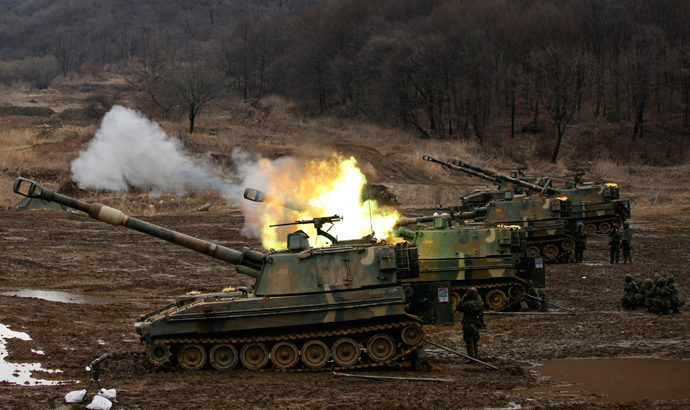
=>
[0,106,55,117]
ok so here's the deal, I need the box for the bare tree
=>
[529,46,591,163]
[166,65,227,133]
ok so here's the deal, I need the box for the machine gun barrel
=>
[13,178,265,278]
[243,188,324,215]
[450,158,559,196]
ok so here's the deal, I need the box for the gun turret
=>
[14,178,265,278]
[423,155,500,186]
[243,188,324,215]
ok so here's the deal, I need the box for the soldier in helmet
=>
[649,277,671,314]
[621,274,639,310]
[643,278,655,309]
[574,224,588,263]
[667,276,685,314]
[525,280,541,310]
[609,226,622,264]
[620,222,633,263]
[457,288,485,359]
[633,274,645,306]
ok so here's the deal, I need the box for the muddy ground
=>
[0,204,689,410]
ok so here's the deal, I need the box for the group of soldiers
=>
[572,222,633,264]
[622,273,685,314]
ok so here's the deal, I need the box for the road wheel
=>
[270,341,299,370]
[401,325,424,346]
[367,334,396,363]
[331,338,360,367]
[178,344,207,371]
[526,246,540,257]
[451,291,461,309]
[301,340,330,369]
[209,344,238,371]
[147,342,171,366]
[599,221,612,234]
[544,244,559,259]
[585,224,597,236]
[485,289,507,311]
[508,285,525,300]
[561,238,575,252]
[240,343,269,370]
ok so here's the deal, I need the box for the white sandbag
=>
[86,394,112,410]
[64,389,87,403]
[99,388,117,402]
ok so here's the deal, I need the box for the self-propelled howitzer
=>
[14,177,449,372]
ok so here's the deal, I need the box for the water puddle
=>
[514,358,690,402]
[0,290,136,305]
[0,323,69,386]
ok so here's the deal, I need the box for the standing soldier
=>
[620,222,633,263]
[609,226,622,264]
[457,288,485,360]
[574,224,588,263]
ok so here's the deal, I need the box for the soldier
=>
[525,280,541,310]
[667,276,685,314]
[574,225,588,263]
[649,277,671,314]
[457,287,485,359]
[633,274,645,307]
[643,278,655,309]
[620,222,633,263]
[621,274,639,310]
[609,226,621,263]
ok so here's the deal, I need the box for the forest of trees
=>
[1,0,689,163]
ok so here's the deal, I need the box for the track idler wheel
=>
[485,289,507,311]
[301,340,330,369]
[178,344,207,371]
[241,343,269,370]
[209,344,239,371]
[270,341,300,370]
[367,334,395,363]
[401,325,424,346]
[147,341,172,366]
[331,338,360,367]
[585,223,597,236]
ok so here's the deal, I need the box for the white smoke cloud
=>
[71,106,244,199]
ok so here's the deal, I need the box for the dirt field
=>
[1,202,688,410]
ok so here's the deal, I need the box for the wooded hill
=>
[1,0,689,165]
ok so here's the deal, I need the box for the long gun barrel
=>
[450,158,559,196]
[13,178,265,278]
[422,155,500,185]
[243,188,324,216]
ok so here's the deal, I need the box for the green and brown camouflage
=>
[394,215,545,311]
[13,177,450,372]
[426,156,631,236]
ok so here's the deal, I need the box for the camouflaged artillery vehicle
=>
[393,214,545,311]
[423,156,574,263]
[244,188,545,311]
[426,156,631,236]
[14,177,456,372]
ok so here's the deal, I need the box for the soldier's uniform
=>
[458,288,484,359]
[643,278,655,309]
[649,278,671,314]
[620,223,633,263]
[633,274,645,307]
[574,225,588,263]
[667,277,685,314]
[621,274,639,310]
[609,227,621,263]
[525,280,541,310]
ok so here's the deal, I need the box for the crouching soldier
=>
[621,274,639,310]
[458,288,485,359]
